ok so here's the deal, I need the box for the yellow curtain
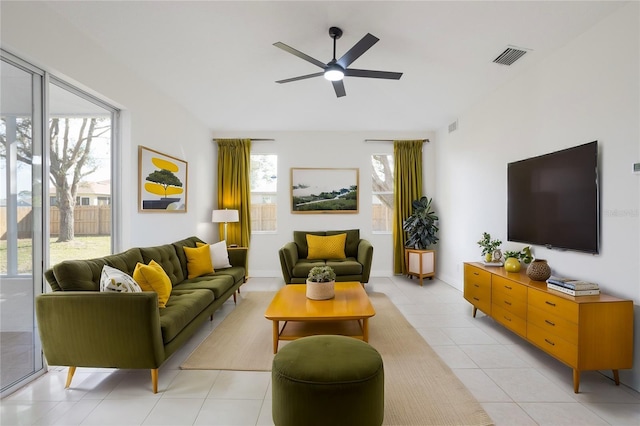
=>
[216,139,251,247]
[393,140,423,274]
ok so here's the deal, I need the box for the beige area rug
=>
[181,291,493,426]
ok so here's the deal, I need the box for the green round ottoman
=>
[271,335,384,426]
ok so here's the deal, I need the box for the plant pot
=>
[306,279,335,300]
[526,259,551,281]
[504,257,521,273]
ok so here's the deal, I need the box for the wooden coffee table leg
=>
[272,320,279,354]
[362,318,369,342]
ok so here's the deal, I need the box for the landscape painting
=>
[138,146,188,212]
[291,168,359,214]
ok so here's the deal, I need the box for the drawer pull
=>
[473,272,479,276]
[505,285,512,290]
[544,338,555,346]
[473,297,480,301]
[504,315,512,322]
[474,284,480,288]
[544,319,556,327]
[545,301,556,307]
[504,301,512,306]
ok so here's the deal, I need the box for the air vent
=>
[448,120,458,133]
[493,46,530,66]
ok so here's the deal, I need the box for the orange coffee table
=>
[264,282,376,353]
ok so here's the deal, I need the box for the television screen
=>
[507,141,599,254]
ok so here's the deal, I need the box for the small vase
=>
[526,259,551,281]
[504,257,521,273]
[306,279,335,300]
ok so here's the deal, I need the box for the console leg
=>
[472,306,478,318]
[613,369,620,385]
[573,369,580,393]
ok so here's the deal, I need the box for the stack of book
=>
[546,276,600,296]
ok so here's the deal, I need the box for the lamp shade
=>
[211,209,239,223]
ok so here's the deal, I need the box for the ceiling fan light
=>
[324,65,344,81]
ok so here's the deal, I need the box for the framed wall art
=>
[291,168,359,214]
[138,146,188,212]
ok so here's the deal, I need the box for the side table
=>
[405,248,435,286]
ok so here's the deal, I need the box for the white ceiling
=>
[41,1,625,132]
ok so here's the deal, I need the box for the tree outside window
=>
[372,154,394,232]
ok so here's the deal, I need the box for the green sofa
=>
[36,236,247,393]
[278,229,373,284]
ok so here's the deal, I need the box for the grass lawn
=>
[0,236,111,274]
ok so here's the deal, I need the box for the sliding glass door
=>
[0,54,46,395]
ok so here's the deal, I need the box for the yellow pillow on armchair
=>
[307,233,347,259]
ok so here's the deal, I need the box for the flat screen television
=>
[507,141,599,254]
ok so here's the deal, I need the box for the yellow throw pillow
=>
[307,233,347,259]
[184,244,214,279]
[133,260,172,308]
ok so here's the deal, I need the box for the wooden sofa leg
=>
[151,369,158,393]
[65,366,76,389]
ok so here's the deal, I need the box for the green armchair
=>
[278,229,373,284]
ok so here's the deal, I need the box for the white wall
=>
[214,131,436,278]
[435,3,640,390]
[1,1,215,250]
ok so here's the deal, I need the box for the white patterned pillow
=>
[100,265,142,292]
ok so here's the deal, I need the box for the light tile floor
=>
[1,276,639,425]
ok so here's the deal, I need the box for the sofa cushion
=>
[52,248,143,292]
[292,259,326,278]
[133,260,172,308]
[211,266,246,285]
[183,245,214,278]
[160,289,214,344]
[306,233,347,259]
[172,236,205,280]
[293,231,325,259]
[140,244,184,285]
[326,258,363,275]
[197,241,232,269]
[326,229,360,258]
[174,275,235,299]
[100,265,142,293]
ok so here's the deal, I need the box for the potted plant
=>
[403,196,439,249]
[306,265,336,300]
[503,246,533,272]
[477,232,502,263]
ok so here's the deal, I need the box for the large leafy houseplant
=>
[403,197,439,249]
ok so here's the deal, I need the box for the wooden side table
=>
[405,248,435,286]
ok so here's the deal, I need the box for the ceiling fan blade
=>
[336,33,379,68]
[344,69,403,80]
[273,42,327,69]
[332,80,346,98]
[276,72,324,84]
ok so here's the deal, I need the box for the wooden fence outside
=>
[1,206,111,239]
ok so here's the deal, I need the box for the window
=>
[372,154,394,233]
[250,154,277,232]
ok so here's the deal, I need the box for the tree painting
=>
[139,147,187,212]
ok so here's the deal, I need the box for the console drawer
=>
[528,305,578,345]
[528,323,578,366]
[528,288,578,322]
[492,276,527,302]
[492,303,526,337]
[492,289,527,319]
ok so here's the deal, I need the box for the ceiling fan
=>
[274,27,403,98]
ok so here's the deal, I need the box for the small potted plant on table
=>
[306,265,336,300]
[477,232,503,264]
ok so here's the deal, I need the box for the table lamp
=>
[211,209,239,243]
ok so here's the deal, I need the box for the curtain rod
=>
[364,139,429,143]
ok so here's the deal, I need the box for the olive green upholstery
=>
[272,335,384,426]
[36,236,247,392]
[279,230,373,284]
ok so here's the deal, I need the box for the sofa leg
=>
[151,369,158,393]
[65,366,76,389]
[233,292,237,304]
